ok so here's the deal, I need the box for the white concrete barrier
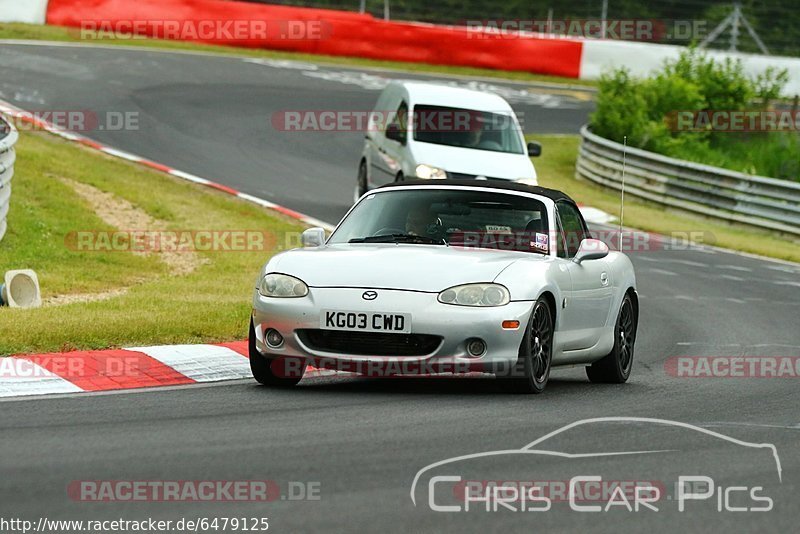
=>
[0,0,49,24]
[579,39,800,96]
[0,116,17,244]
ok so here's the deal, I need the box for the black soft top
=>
[377,179,576,204]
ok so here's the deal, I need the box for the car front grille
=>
[297,329,442,357]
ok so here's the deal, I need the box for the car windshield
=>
[412,104,524,154]
[329,189,550,254]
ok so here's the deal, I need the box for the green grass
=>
[0,22,595,88]
[0,130,303,356]
[531,134,800,263]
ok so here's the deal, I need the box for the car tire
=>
[354,161,368,203]
[586,292,636,384]
[504,297,553,394]
[249,320,305,387]
[395,172,404,182]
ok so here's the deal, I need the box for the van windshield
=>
[412,105,524,154]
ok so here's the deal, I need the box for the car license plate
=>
[321,310,411,334]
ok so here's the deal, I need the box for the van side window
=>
[388,101,408,133]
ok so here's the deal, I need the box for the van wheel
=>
[354,161,368,202]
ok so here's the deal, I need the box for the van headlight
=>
[259,273,309,298]
[415,164,447,179]
[438,283,510,306]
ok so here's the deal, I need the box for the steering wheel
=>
[373,227,405,236]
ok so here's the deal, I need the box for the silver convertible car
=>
[249,181,638,393]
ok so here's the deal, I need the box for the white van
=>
[356,81,541,200]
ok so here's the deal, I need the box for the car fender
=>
[604,251,637,328]
[493,257,569,331]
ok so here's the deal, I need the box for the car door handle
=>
[600,272,609,286]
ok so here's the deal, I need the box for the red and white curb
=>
[0,342,337,398]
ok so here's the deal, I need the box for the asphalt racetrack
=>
[1,42,798,532]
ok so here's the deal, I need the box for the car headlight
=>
[415,164,447,179]
[258,273,309,298]
[438,283,510,307]
[515,178,538,186]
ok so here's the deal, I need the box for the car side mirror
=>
[386,123,406,144]
[572,238,609,264]
[301,227,326,248]
[527,141,542,157]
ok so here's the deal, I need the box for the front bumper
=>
[252,287,533,373]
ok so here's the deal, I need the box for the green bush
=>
[591,49,800,181]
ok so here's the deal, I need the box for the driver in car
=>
[405,205,440,237]
[462,125,483,148]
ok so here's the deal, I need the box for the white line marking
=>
[676,342,741,346]
[719,265,753,272]
[721,274,745,282]
[670,259,709,268]
[649,268,677,276]
[766,265,800,273]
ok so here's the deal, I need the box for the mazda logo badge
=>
[362,291,378,300]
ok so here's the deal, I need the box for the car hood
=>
[411,142,536,180]
[269,244,539,292]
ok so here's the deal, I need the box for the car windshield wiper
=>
[349,233,446,245]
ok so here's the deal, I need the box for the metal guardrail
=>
[576,125,800,236]
[0,116,19,243]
